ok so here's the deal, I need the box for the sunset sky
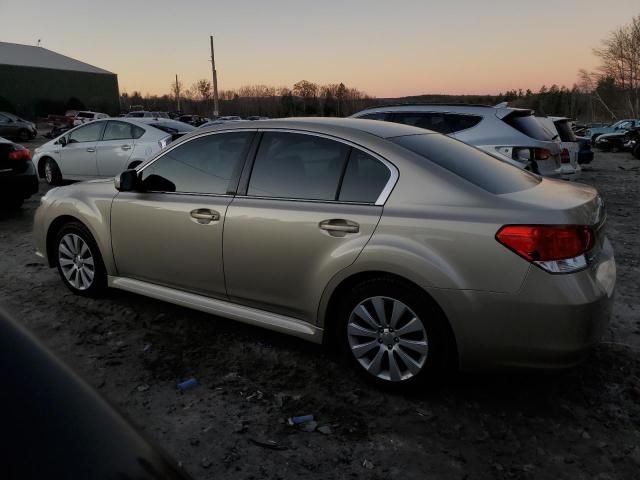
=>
[2,0,639,98]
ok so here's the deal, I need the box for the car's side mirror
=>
[115,169,139,192]
[58,136,67,146]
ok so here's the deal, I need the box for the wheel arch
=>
[320,270,459,369]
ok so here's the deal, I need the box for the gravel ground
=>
[1,146,639,480]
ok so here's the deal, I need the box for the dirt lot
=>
[1,147,639,480]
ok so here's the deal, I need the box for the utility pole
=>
[175,74,181,112]
[210,36,220,117]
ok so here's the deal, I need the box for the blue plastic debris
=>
[287,414,314,426]
[176,377,198,391]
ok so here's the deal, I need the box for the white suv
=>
[352,104,562,177]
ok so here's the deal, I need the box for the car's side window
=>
[444,113,482,133]
[0,114,10,122]
[389,112,481,135]
[338,149,391,203]
[103,121,136,141]
[247,132,350,201]
[68,122,105,144]
[390,112,449,134]
[139,132,253,194]
[359,112,388,121]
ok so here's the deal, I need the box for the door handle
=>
[121,145,132,151]
[319,219,360,235]
[190,208,220,224]
[86,148,95,153]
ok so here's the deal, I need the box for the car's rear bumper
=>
[428,238,616,371]
[0,162,39,199]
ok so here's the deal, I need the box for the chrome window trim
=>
[135,128,258,196]
[244,128,399,206]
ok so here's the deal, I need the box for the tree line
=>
[120,13,640,123]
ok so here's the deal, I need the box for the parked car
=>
[351,104,563,177]
[33,118,616,388]
[177,115,208,127]
[44,124,72,139]
[33,118,179,185]
[0,137,39,211]
[585,119,640,142]
[593,129,634,152]
[0,112,38,141]
[199,116,244,128]
[68,110,109,126]
[575,136,594,164]
[132,118,196,142]
[626,127,640,159]
[536,116,581,178]
[126,111,171,119]
[0,309,191,480]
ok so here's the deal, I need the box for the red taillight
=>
[532,148,551,161]
[496,225,594,262]
[8,146,32,161]
[560,148,571,164]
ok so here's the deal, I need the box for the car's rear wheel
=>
[43,158,63,185]
[54,222,106,296]
[337,278,447,389]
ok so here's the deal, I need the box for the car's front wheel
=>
[338,278,447,389]
[43,158,63,185]
[54,222,107,296]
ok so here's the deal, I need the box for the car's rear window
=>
[391,134,540,194]
[503,113,554,141]
[554,120,576,142]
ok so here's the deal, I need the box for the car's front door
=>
[60,122,105,178]
[96,121,141,177]
[110,130,256,299]
[223,131,393,323]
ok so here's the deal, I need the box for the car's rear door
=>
[96,121,140,177]
[59,121,104,178]
[223,131,394,323]
[110,130,256,299]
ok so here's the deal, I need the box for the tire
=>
[54,221,107,297]
[336,277,449,389]
[127,160,142,169]
[43,158,63,185]
[17,129,30,142]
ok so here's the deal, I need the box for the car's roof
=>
[353,103,533,119]
[197,117,435,139]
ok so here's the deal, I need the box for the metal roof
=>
[0,42,114,75]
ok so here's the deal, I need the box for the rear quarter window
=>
[391,134,540,194]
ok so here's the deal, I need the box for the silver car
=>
[351,104,563,177]
[33,118,616,387]
[33,118,195,185]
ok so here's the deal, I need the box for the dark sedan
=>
[0,112,37,141]
[0,137,39,211]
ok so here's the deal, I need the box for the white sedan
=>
[33,118,195,185]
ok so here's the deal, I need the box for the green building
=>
[0,42,119,119]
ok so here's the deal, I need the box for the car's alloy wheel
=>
[347,296,429,382]
[58,233,95,290]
